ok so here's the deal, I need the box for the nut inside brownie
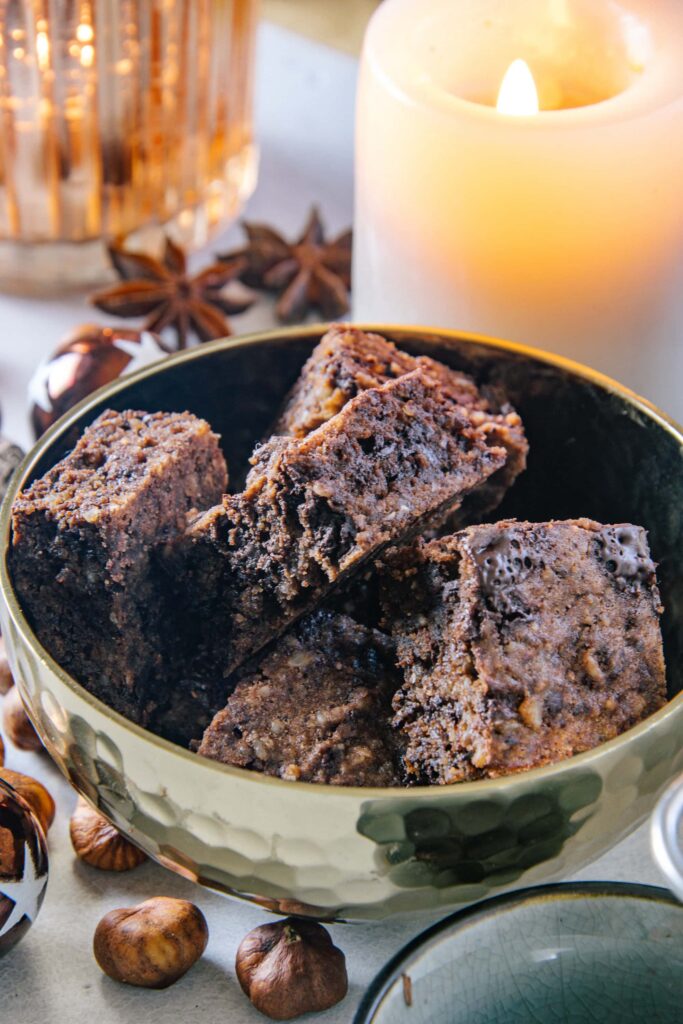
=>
[382,519,667,784]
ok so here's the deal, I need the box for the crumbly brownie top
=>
[10,408,228,727]
[198,611,400,786]
[240,367,507,585]
[385,519,666,783]
[272,326,528,531]
[174,367,507,680]
[275,325,490,437]
[13,409,226,530]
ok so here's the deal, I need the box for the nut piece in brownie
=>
[198,611,400,786]
[382,519,666,784]
[273,325,528,526]
[10,409,227,724]
[176,367,506,677]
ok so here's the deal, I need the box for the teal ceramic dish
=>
[355,883,683,1023]
[651,772,683,903]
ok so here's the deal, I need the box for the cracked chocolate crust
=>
[171,368,506,681]
[273,325,528,529]
[382,519,667,784]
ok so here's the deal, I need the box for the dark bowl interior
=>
[26,326,683,702]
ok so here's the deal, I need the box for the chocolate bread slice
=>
[198,610,400,786]
[382,519,667,784]
[274,325,528,526]
[10,409,227,724]
[175,368,506,678]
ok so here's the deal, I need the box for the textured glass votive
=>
[0,0,258,292]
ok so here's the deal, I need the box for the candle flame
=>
[496,59,539,116]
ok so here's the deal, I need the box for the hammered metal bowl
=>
[1,325,682,921]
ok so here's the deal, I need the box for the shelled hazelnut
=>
[94,896,208,988]
[70,797,147,871]
[2,686,42,751]
[0,639,15,695]
[236,917,348,1020]
[0,768,55,833]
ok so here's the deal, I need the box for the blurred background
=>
[263,0,379,53]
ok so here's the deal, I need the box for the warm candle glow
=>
[355,0,683,418]
[496,59,539,116]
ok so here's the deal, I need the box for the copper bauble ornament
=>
[29,325,168,439]
[0,778,48,957]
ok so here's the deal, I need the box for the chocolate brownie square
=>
[10,409,227,724]
[198,611,400,786]
[175,367,506,678]
[274,325,528,526]
[382,519,667,784]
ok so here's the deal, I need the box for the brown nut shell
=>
[236,917,348,1020]
[2,686,42,751]
[70,797,147,871]
[94,896,209,988]
[0,768,55,832]
[0,655,14,696]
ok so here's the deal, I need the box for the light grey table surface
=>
[0,21,674,1024]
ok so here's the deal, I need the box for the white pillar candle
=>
[353,0,683,419]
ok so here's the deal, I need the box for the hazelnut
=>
[2,686,42,751]
[0,768,55,833]
[236,917,348,1020]
[0,733,4,767]
[70,796,147,871]
[0,652,14,695]
[94,896,208,988]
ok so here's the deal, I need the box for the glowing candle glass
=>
[0,0,258,292]
[353,0,683,420]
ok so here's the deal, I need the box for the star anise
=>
[91,237,253,349]
[219,207,352,324]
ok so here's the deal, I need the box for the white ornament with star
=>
[0,842,48,937]
[110,331,167,374]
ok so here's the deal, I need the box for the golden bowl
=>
[1,325,682,921]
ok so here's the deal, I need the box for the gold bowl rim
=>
[2,321,683,800]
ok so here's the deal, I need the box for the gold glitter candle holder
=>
[0,0,258,292]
